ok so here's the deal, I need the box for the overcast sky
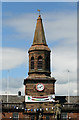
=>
[0,2,77,96]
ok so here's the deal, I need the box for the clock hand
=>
[40,86,43,88]
[39,86,42,88]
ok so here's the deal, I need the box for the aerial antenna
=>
[7,70,10,103]
[37,9,41,15]
[67,69,70,104]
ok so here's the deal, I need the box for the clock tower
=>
[24,14,56,119]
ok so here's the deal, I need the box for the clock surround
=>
[36,83,45,91]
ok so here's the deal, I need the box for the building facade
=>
[1,95,79,119]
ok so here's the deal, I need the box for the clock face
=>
[36,83,44,91]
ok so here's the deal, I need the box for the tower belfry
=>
[28,15,51,77]
[24,14,56,119]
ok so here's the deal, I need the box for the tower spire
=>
[28,14,51,77]
[33,14,47,45]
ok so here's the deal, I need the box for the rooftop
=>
[0,95,79,104]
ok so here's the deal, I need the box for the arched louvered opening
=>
[38,56,42,70]
[31,57,34,70]
[45,57,49,70]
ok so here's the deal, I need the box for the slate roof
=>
[0,95,24,103]
[0,95,79,104]
[55,96,79,104]
[28,15,51,53]
[33,15,47,45]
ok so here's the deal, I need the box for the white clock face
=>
[36,83,44,91]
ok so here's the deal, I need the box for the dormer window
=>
[31,57,34,69]
[38,56,42,70]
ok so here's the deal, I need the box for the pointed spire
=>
[33,15,47,45]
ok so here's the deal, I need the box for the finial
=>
[37,9,41,16]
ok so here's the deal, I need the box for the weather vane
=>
[37,9,41,15]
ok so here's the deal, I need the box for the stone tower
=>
[24,15,56,119]
[28,15,51,77]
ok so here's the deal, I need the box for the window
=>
[38,56,42,70]
[46,116,49,120]
[13,112,18,120]
[31,57,34,69]
[61,112,67,119]
[31,115,35,120]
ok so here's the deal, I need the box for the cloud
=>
[3,13,36,39]
[0,86,25,95]
[2,77,23,89]
[2,10,77,96]
[55,82,77,96]
[50,32,77,95]
[0,47,27,70]
[3,11,77,44]
[51,45,77,72]
[49,12,77,95]
[0,77,77,96]
[0,77,25,95]
[44,11,77,44]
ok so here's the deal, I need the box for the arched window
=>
[31,57,34,69]
[38,56,42,70]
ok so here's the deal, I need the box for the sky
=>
[1,0,78,2]
[0,2,77,96]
